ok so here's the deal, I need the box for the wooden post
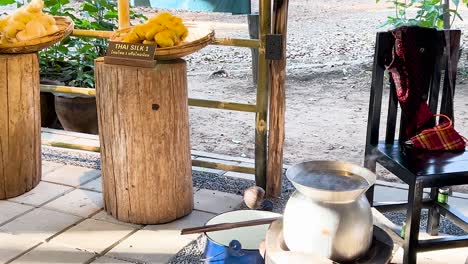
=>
[443,0,450,29]
[248,13,259,84]
[0,53,41,200]
[255,0,271,191]
[95,59,193,224]
[117,0,130,29]
[266,0,289,198]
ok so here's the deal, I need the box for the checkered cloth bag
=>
[407,115,467,151]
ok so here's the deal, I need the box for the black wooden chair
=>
[364,30,468,264]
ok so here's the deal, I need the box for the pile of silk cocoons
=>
[0,0,59,44]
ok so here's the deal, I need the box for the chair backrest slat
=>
[427,32,445,115]
[385,77,398,144]
[440,30,461,121]
[365,32,394,147]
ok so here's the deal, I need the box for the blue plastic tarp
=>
[131,0,251,14]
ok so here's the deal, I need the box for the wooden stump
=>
[0,53,41,200]
[95,59,193,224]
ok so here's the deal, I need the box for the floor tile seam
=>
[90,209,143,229]
[92,226,148,264]
[103,254,146,264]
[86,255,137,264]
[17,184,78,208]
[167,235,204,264]
[34,188,78,208]
[0,206,37,227]
[41,174,101,189]
[43,203,105,222]
[42,164,66,175]
[0,185,81,227]
[193,207,234,215]
[44,215,89,243]
[4,241,44,264]
[78,185,103,193]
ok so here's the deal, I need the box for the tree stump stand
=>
[0,53,41,200]
[95,59,193,224]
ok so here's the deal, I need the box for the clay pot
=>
[40,92,58,128]
[54,95,98,135]
[40,79,61,128]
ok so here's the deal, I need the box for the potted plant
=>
[37,0,145,134]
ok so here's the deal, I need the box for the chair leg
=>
[426,187,441,236]
[403,180,424,264]
[364,154,377,205]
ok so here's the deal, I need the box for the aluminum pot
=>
[283,161,376,263]
[203,210,281,264]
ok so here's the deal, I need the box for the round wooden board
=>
[111,23,214,60]
[0,16,74,54]
[265,220,394,264]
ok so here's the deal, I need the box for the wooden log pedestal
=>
[95,58,193,224]
[0,53,41,200]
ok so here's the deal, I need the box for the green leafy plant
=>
[0,0,146,88]
[376,0,468,29]
[39,0,146,88]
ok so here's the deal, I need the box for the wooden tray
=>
[265,220,394,264]
[111,23,215,60]
[0,16,74,54]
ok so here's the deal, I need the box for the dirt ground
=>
[160,0,468,191]
[3,0,468,190]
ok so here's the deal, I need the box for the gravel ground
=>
[42,146,467,263]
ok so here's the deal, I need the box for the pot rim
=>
[204,209,281,250]
[286,160,377,202]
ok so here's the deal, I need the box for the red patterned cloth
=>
[387,26,441,138]
[387,26,466,151]
[409,115,466,151]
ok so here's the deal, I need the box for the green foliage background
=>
[377,0,468,29]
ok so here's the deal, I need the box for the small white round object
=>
[243,186,266,209]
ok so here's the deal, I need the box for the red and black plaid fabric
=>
[409,115,466,151]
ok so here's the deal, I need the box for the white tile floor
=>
[0,159,243,264]
[0,129,465,263]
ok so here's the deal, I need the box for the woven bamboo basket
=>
[0,16,74,54]
[111,23,215,60]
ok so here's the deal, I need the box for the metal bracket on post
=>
[266,34,284,60]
